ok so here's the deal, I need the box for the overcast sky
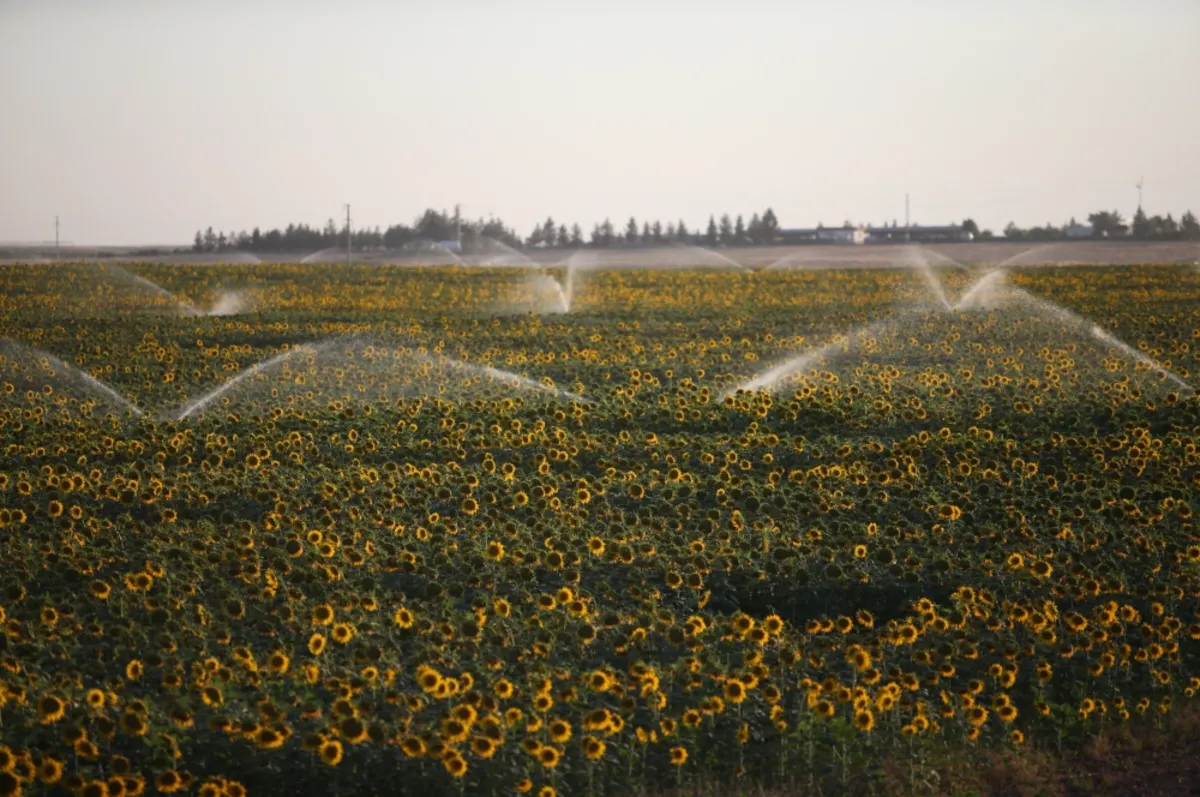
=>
[2,0,1198,246]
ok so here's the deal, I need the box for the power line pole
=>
[344,204,351,266]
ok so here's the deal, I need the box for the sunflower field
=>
[0,261,1198,797]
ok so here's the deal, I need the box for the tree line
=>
[190,205,1199,253]
[190,208,781,253]
[998,209,1200,242]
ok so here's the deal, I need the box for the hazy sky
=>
[2,0,1198,246]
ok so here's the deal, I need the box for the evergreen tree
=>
[570,224,584,247]
[625,217,639,245]
[1180,210,1200,240]
[652,220,664,243]
[705,216,718,247]
[1132,206,1151,239]
[761,208,779,242]
[747,212,762,244]
[718,214,733,245]
[734,214,746,244]
[601,219,614,247]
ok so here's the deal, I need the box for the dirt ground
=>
[520,240,1200,269]
[2,240,1197,268]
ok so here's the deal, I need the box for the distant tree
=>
[1088,210,1127,237]
[641,221,651,243]
[1132,206,1151,239]
[251,227,262,250]
[193,231,203,253]
[1181,210,1200,240]
[734,214,746,244]
[557,224,570,248]
[665,222,677,241]
[217,231,227,251]
[324,218,339,245]
[413,209,455,243]
[526,224,544,247]
[534,217,552,246]
[677,220,689,242]
[1003,222,1023,240]
[479,216,521,249]
[652,220,663,243]
[961,218,980,238]
[625,217,639,245]
[203,227,217,252]
[718,214,734,245]
[761,208,779,242]
[383,223,415,249]
[979,229,995,241]
[1027,223,1062,242]
[570,223,584,247]
[705,216,718,247]
[747,212,762,244]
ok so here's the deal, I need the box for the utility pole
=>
[344,204,351,266]
[55,216,60,262]
[1136,178,1144,210]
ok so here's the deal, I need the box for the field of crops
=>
[0,261,1198,797]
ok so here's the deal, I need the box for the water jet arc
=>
[952,270,1006,311]
[0,339,143,416]
[173,345,319,420]
[1009,288,1193,395]
[94,264,203,316]
[722,315,909,398]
